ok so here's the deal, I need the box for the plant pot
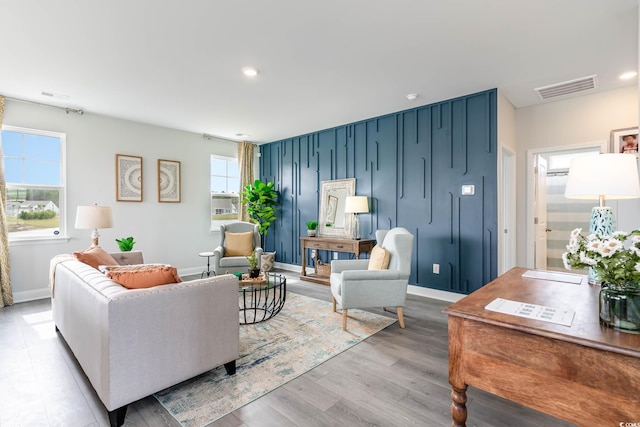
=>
[307,230,316,237]
[249,268,261,279]
[261,252,275,272]
[599,284,640,334]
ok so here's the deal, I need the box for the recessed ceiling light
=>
[241,67,259,77]
[235,133,251,138]
[41,90,70,100]
[406,93,418,100]
[619,71,637,80]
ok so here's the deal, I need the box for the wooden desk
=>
[300,236,375,285]
[443,267,640,427]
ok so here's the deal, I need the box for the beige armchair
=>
[213,222,263,275]
[330,227,414,330]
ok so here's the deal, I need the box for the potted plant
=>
[241,179,279,271]
[115,236,135,252]
[245,250,261,278]
[306,221,318,237]
[563,228,640,333]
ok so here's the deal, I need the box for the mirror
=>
[318,178,355,238]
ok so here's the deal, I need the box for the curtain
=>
[237,141,255,222]
[0,96,12,307]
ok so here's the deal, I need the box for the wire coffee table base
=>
[239,272,286,324]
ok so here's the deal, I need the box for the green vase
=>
[599,284,640,334]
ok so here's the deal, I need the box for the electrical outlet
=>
[333,252,339,260]
[311,249,317,258]
[433,263,440,274]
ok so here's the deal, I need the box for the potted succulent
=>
[245,250,261,278]
[306,221,318,237]
[115,236,135,252]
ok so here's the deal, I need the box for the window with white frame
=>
[211,155,239,229]
[1,125,66,241]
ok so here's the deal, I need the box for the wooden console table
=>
[300,236,375,285]
[443,267,640,426]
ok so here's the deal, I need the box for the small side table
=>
[198,251,215,278]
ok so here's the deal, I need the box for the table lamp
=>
[344,196,369,240]
[565,153,640,282]
[75,203,113,247]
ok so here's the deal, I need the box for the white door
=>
[500,148,516,274]
[534,155,548,269]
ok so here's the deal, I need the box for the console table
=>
[300,236,375,285]
[443,267,640,426]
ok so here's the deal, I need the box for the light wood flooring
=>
[0,271,576,427]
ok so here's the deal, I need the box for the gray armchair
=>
[213,222,263,275]
[330,227,414,331]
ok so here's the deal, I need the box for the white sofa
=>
[51,251,239,427]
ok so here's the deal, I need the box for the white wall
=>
[514,85,639,267]
[4,100,248,302]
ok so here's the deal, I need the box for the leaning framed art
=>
[610,127,639,156]
[158,159,181,203]
[115,154,143,202]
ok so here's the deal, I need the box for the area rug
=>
[154,292,396,427]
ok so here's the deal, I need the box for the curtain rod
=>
[3,95,84,115]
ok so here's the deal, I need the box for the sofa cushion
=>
[103,264,182,289]
[224,231,253,257]
[73,247,119,269]
[368,245,390,270]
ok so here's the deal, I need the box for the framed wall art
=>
[116,154,143,202]
[158,159,181,203]
[610,127,639,156]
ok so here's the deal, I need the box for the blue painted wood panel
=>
[260,89,497,294]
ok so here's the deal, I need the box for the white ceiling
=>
[2,0,638,143]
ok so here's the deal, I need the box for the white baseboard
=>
[13,288,51,303]
[275,262,466,303]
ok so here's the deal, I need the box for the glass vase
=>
[599,284,640,334]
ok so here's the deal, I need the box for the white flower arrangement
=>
[562,228,640,291]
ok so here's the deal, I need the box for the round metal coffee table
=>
[238,272,286,324]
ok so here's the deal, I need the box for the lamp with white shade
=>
[344,196,369,240]
[75,204,113,247]
[565,153,640,282]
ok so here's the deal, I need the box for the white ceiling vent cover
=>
[535,75,598,100]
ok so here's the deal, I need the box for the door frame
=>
[499,146,516,274]
[525,141,607,268]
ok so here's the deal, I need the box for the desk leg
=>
[448,316,467,427]
[301,244,306,276]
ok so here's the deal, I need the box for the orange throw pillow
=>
[103,264,182,289]
[368,245,390,270]
[73,247,119,269]
[224,231,254,257]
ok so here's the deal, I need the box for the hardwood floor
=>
[0,271,576,427]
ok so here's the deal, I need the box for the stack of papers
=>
[485,298,575,327]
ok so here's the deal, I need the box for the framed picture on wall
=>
[158,159,181,203]
[116,154,143,202]
[610,127,639,156]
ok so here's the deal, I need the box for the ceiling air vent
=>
[535,75,597,100]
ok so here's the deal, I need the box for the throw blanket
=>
[49,254,75,298]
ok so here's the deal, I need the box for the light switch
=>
[462,185,475,195]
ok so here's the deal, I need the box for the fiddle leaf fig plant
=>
[115,236,135,252]
[240,179,279,244]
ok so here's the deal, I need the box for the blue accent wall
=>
[260,89,497,294]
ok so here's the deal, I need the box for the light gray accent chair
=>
[330,227,414,331]
[213,222,263,275]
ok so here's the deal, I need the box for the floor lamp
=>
[565,153,640,282]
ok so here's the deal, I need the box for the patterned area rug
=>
[154,292,396,427]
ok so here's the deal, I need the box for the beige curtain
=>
[237,141,255,222]
[0,96,12,307]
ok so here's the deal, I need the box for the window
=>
[1,125,66,241]
[211,155,239,229]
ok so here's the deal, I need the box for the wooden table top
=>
[443,267,640,358]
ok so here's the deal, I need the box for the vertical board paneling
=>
[260,89,498,294]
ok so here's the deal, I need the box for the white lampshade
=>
[565,154,640,200]
[344,196,369,214]
[75,204,113,229]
